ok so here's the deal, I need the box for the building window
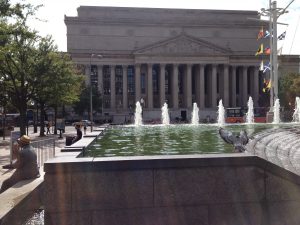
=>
[153,66,159,94]
[165,68,170,95]
[141,73,146,94]
[103,66,110,95]
[91,65,98,87]
[178,68,183,94]
[116,66,123,95]
[128,66,135,95]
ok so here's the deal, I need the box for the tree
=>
[32,36,84,136]
[73,84,102,119]
[0,1,84,136]
[0,1,42,135]
[279,72,300,110]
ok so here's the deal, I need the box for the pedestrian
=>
[72,124,82,144]
[0,135,40,193]
[46,121,51,134]
[83,124,87,135]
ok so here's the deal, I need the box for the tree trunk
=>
[19,107,27,136]
[54,105,58,135]
[39,103,46,136]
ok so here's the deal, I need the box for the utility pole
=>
[260,0,294,110]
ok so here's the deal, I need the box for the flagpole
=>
[259,0,294,113]
[272,1,278,105]
[269,0,274,109]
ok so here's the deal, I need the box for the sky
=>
[20,0,300,55]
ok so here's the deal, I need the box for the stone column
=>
[122,65,128,110]
[211,64,217,108]
[172,64,179,109]
[147,64,153,109]
[97,65,103,93]
[242,66,248,107]
[253,67,259,106]
[199,64,205,109]
[85,65,90,86]
[231,66,237,107]
[186,64,192,108]
[110,65,116,109]
[223,64,229,107]
[135,64,141,102]
[159,64,166,107]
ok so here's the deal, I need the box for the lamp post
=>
[89,53,102,132]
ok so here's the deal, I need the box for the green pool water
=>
[86,123,285,157]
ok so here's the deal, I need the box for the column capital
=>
[160,63,166,68]
[122,65,128,70]
[135,63,141,68]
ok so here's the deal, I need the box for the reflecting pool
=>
[85,123,289,157]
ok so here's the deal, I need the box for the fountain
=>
[191,102,199,125]
[273,98,280,124]
[246,96,254,124]
[217,99,225,126]
[44,98,300,225]
[134,101,143,126]
[161,102,170,125]
[293,97,300,122]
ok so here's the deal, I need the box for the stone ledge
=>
[0,173,44,225]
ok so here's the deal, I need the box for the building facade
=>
[65,6,299,123]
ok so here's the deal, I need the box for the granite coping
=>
[43,152,300,186]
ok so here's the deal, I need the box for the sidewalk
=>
[0,126,78,187]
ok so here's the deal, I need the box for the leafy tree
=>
[279,72,300,110]
[0,1,83,136]
[73,84,102,119]
[0,1,41,135]
[0,25,39,134]
[32,36,84,136]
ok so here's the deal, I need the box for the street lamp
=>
[89,53,102,132]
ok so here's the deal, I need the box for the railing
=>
[31,138,55,168]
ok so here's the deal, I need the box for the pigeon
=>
[219,128,249,152]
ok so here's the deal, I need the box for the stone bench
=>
[0,172,44,225]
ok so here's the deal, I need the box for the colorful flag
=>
[264,30,271,38]
[257,27,264,40]
[278,31,286,40]
[264,47,271,55]
[263,79,271,92]
[263,62,271,73]
[255,44,264,56]
[267,80,271,89]
[259,61,264,71]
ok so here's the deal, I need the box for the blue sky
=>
[22,0,300,54]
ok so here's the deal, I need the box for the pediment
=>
[133,33,231,56]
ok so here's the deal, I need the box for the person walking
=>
[83,124,87,135]
[46,121,51,135]
[0,135,40,193]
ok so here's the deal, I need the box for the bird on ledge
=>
[219,128,249,153]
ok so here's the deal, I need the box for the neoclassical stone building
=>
[65,6,299,122]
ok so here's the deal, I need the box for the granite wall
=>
[43,154,300,225]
